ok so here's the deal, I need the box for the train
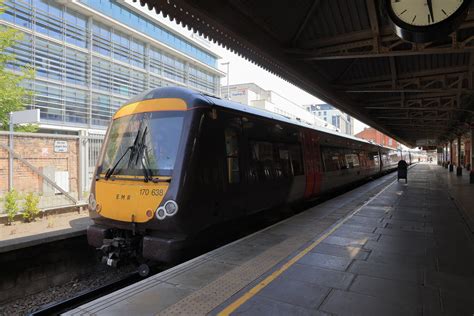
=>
[87,87,412,270]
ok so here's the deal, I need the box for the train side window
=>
[289,145,303,176]
[252,141,274,180]
[369,152,380,165]
[321,147,341,172]
[225,128,240,184]
[345,153,360,168]
[358,151,366,167]
[277,146,291,177]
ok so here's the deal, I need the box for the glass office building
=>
[1,0,222,130]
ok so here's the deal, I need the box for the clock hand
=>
[427,0,434,23]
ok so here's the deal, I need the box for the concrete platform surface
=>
[0,217,91,253]
[65,164,474,316]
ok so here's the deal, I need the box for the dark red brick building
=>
[355,127,400,149]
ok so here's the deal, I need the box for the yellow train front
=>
[87,86,402,268]
[87,87,209,266]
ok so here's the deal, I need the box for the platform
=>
[0,216,91,253]
[65,164,474,316]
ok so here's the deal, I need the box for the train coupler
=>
[98,236,140,267]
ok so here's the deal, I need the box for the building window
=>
[35,81,63,122]
[5,32,32,71]
[92,57,111,92]
[35,38,64,81]
[130,38,145,68]
[149,48,163,75]
[92,93,111,126]
[65,8,88,48]
[65,48,87,86]
[92,21,112,56]
[36,0,63,40]
[64,87,88,124]
[1,0,33,29]
[112,30,131,64]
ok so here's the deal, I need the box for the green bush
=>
[22,192,40,222]
[4,190,19,225]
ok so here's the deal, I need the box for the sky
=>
[132,3,369,134]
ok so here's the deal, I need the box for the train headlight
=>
[88,193,97,211]
[164,200,178,216]
[155,200,178,220]
[156,207,166,220]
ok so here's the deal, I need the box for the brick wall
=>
[355,127,400,149]
[0,134,80,207]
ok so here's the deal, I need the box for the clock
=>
[386,0,472,43]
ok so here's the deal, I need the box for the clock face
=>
[390,0,464,26]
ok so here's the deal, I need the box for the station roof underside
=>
[136,0,474,147]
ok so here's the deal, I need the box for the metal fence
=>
[0,131,104,213]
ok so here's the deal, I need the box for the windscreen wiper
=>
[104,146,131,180]
[104,122,144,180]
[127,122,144,168]
[134,127,155,182]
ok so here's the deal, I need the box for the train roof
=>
[125,87,402,151]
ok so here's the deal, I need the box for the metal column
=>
[78,131,85,202]
[456,136,462,176]
[449,141,454,172]
[444,143,449,168]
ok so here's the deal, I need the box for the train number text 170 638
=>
[139,188,164,196]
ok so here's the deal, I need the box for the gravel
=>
[0,264,136,316]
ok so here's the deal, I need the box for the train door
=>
[222,114,246,219]
[303,129,322,198]
[191,111,225,225]
[302,130,314,198]
[311,134,322,196]
[378,147,383,172]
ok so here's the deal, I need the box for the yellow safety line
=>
[218,177,398,316]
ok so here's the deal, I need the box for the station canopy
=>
[136,0,474,147]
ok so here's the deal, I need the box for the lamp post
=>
[221,62,230,100]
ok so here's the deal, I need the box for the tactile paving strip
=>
[158,233,315,315]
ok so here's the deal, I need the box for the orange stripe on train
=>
[113,98,187,119]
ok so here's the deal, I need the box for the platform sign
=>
[416,139,436,146]
[11,109,40,124]
[54,140,68,153]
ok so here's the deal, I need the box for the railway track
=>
[29,272,143,316]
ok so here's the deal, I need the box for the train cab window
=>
[225,128,240,184]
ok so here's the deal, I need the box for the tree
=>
[0,0,37,132]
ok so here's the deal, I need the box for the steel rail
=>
[29,272,142,316]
